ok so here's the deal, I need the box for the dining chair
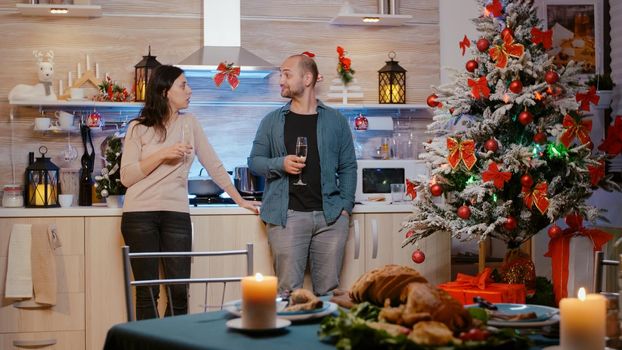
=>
[122,243,254,321]
[593,251,620,293]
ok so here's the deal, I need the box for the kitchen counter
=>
[0,203,413,217]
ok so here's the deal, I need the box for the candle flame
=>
[255,273,264,281]
[578,287,586,300]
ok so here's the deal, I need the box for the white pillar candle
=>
[59,79,63,95]
[86,54,90,70]
[68,71,73,87]
[77,63,81,77]
[560,287,606,350]
[95,63,100,79]
[241,273,277,329]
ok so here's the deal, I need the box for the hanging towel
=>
[4,224,33,299]
[30,224,60,306]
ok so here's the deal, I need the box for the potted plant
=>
[586,72,616,108]
[95,135,126,208]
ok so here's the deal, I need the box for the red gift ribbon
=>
[482,162,512,189]
[598,115,622,156]
[447,137,477,170]
[488,32,524,68]
[214,62,240,90]
[468,76,491,99]
[486,0,503,17]
[560,114,592,148]
[522,181,549,214]
[443,267,494,290]
[530,27,553,49]
[459,35,470,56]
[576,86,600,112]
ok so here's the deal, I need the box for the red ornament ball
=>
[426,94,440,108]
[484,138,499,152]
[412,249,426,264]
[520,174,534,188]
[430,184,443,197]
[548,225,563,239]
[565,212,584,229]
[457,205,471,219]
[533,132,547,145]
[518,111,534,125]
[545,71,559,84]
[501,27,514,39]
[509,80,523,94]
[550,84,564,97]
[476,38,490,52]
[405,230,414,239]
[503,216,518,231]
[465,60,479,73]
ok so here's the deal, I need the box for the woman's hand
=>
[161,143,193,162]
[239,200,262,214]
[283,155,305,175]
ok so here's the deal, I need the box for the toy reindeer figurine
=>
[8,50,57,102]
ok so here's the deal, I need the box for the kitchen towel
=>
[30,224,60,306]
[4,224,33,299]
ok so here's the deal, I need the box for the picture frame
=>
[534,0,604,76]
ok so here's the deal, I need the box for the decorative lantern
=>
[25,146,60,208]
[378,51,407,104]
[134,46,162,102]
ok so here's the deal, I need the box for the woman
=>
[120,65,259,320]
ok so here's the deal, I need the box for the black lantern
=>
[25,146,60,208]
[378,51,407,104]
[134,46,162,102]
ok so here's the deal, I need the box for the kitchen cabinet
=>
[0,217,85,349]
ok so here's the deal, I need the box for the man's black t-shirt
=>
[284,111,323,211]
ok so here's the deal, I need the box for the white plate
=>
[466,303,560,328]
[226,317,291,332]
[223,300,338,322]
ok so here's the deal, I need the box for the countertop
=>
[0,203,413,217]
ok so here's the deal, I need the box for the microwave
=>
[355,160,429,203]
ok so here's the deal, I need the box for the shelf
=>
[16,3,102,17]
[10,100,142,108]
[330,14,412,26]
[330,103,427,110]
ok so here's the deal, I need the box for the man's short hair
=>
[292,54,319,87]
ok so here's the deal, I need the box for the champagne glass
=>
[181,121,191,162]
[294,137,307,186]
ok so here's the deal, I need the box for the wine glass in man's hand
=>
[294,137,307,186]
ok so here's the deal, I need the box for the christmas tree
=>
[401,0,619,258]
[94,135,126,199]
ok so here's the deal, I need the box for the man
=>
[248,54,357,295]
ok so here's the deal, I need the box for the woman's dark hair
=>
[135,65,184,141]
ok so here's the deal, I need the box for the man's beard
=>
[281,85,303,99]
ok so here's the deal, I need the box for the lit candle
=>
[560,287,606,350]
[95,63,100,79]
[77,63,81,78]
[68,71,73,87]
[241,273,277,329]
[34,184,56,206]
[86,54,90,70]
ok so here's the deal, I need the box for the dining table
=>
[103,309,560,350]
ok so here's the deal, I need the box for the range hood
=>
[177,0,276,78]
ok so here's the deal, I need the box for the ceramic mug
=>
[35,117,51,130]
[55,111,74,129]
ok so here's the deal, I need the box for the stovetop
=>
[189,195,262,207]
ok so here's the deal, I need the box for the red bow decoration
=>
[588,160,606,187]
[447,137,477,170]
[443,267,494,290]
[406,179,417,199]
[530,27,553,49]
[301,51,315,58]
[598,116,622,156]
[544,223,612,303]
[489,33,525,68]
[214,62,241,90]
[482,162,512,189]
[485,0,503,17]
[575,86,600,112]
[459,35,470,56]
[522,181,549,214]
[468,76,491,99]
[560,114,592,148]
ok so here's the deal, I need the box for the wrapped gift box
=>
[438,282,526,305]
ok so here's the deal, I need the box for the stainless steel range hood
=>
[177,0,276,78]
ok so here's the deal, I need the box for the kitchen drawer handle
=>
[371,219,378,259]
[13,339,57,348]
[353,219,360,260]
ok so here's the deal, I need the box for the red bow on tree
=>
[468,76,491,99]
[485,0,503,17]
[214,62,241,90]
[482,162,512,189]
[598,116,622,156]
[447,137,477,170]
[530,27,553,49]
[522,181,549,214]
[560,114,592,148]
[489,33,525,68]
[405,179,417,199]
[588,160,606,187]
[576,86,600,111]
[459,35,470,56]
[301,51,315,58]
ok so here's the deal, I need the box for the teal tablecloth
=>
[103,311,558,350]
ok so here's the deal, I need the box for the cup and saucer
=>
[225,318,291,333]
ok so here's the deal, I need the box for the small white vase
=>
[105,195,124,208]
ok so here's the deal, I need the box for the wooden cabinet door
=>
[338,213,366,290]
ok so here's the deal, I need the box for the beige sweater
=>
[120,113,234,213]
